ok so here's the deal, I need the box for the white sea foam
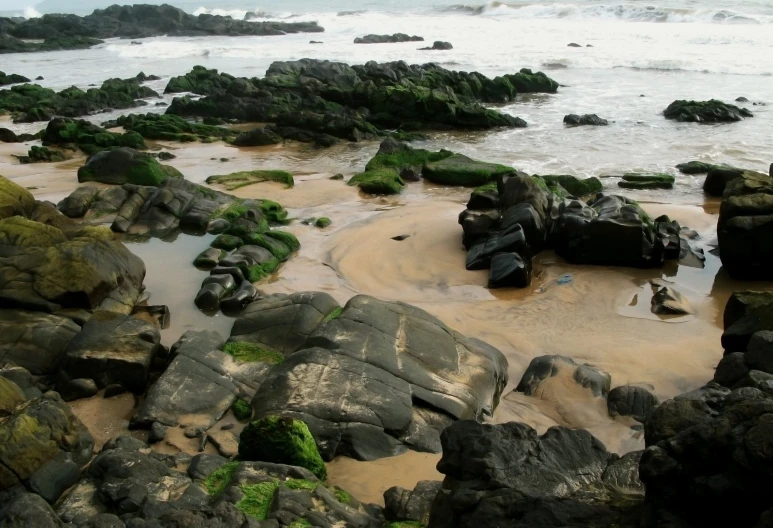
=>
[23,5,42,18]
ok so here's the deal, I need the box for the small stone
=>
[148,422,167,444]
[330,173,344,180]
[103,384,127,398]
[392,234,410,241]
[221,423,235,431]
[184,426,204,438]
[60,378,98,402]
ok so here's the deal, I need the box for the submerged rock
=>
[563,113,609,126]
[419,41,453,50]
[354,33,424,44]
[664,99,753,123]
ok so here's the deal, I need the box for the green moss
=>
[204,461,239,496]
[284,479,319,491]
[206,170,294,191]
[116,113,235,143]
[365,148,452,172]
[264,230,300,252]
[385,522,425,528]
[244,234,291,260]
[0,216,67,247]
[323,307,343,322]
[232,398,253,422]
[333,487,352,505]
[0,175,35,219]
[618,173,675,190]
[247,257,280,282]
[541,175,602,196]
[223,342,284,364]
[239,416,327,480]
[349,169,405,195]
[260,200,290,225]
[211,234,244,251]
[216,201,248,222]
[473,182,498,194]
[422,154,513,187]
[288,519,312,528]
[236,481,279,520]
[314,217,331,228]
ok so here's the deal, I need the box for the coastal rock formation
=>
[77,147,182,186]
[166,60,556,145]
[516,355,611,398]
[458,172,698,287]
[702,166,768,197]
[0,71,29,86]
[0,378,94,503]
[42,118,146,156]
[108,113,237,143]
[1,4,324,55]
[419,41,454,50]
[0,73,158,123]
[664,99,753,123]
[717,172,773,278]
[428,421,644,527]
[14,146,68,164]
[563,113,609,126]
[607,385,659,422]
[354,33,424,44]
[617,172,675,190]
[0,35,103,55]
[224,292,508,461]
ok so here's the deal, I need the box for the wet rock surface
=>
[664,99,754,123]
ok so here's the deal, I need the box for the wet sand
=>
[6,137,773,502]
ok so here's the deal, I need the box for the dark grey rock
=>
[0,310,80,375]
[563,113,609,126]
[488,252,532,288]
[0,489,64,527]
[148,422,167,444]
[60,378,99,402]
[516,355,611,398]
[607,385,658,422]
[28,456,81,503]
[385,480,441,523]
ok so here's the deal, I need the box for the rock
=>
[132,331,238,429]
[419,41,453,50]
[541,174,602,196]
[618,172,675,190]
[516,355,611,397]
[0,71,31,86]
[354,33,424,44]
[62,312,161,393]
[239,416,327,479]
[220,280,258,313]
[77,147,182,186]
[487,252,532,288]
[231,127,282,147]
[650,283,693,315]
[113,113,235,143]
[746,331,773,374]
[0,310,80,375]
[563,113,608,126]
[717,174,773,279]
[0,388,94,496]
[0,489,64,527]
[41,118,145,156]
[607,385,658,422]
[247,293,508,461]
[15,146,68,164]
[208,430,239,458]
[428,421,643,528]
[0,128,19,143]
[722,291,773,352]
[423,154,515,186]
[676,160,734,174]
[206,169,294,191]
[103,384,127,399]
[568,42,583,47]
[703,167,767,197]
[130,304,170,329]
[148,422,167,444]
[60,378,99,402]
[384,480,441,523]
[664,99,753,123]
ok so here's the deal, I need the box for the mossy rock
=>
[231,399,252,422]
[314,217,331,228]
[422,154,513,186]
[211,234,244,251]
[618,173,675,190]
[0,377,26,415]
[364,142,453,173]
[348,169,405,195]
[236,481,279,520]
[223,342,284,364]
[675,161,732,174]
[115,113,235,143]
[0,175,35,219]
[42,118,146,155]
[239,416,327,480]
[206,170,294,191]
[0,216,67,247]
[541,174,602,196]
[247,257,280,282]
[260,200,290,225]
[77,148,180,186]
[204,460,239,496]
[17,146,67,164]
[244,233,291,260]
[385,523,425,528]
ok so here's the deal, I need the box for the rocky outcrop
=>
[0,71,29,86]
[419,41,453,50]
[717,172,773,278]
[41,118,146,156]
[458,173,699,288]
[703,167,768,196]
[2,4,323,54]
[167,60,556,145]
[0,34,102,54]
[428,421,644,527]
[664,99,753,123]
[109,112,237,143]
[563,113,608,126]
[224,292,508,461]
[0,73,158,123]
[354,33,424,44]
[0,379,94,503]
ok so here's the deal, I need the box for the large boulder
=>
[664,99,753,123]
[238,293,509,461]
[717,173,773,279]
[0,310,80,375]
[77,147,182,186]
[0,384,94,502]
[0,176,35,220]
[61,311,162,393]
[428,421,643,528]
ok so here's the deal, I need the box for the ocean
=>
[2,0,771,197]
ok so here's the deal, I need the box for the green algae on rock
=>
[111,113,236,143]
[0,71,30,86]
[349,168,406,195]
[541,174,603,196]
[423,154,513,186]
[618,173,675,190]
[77,147,182,186]
[223,341,284,364]
[231,398,253,422]
[239,416,327,480]
[42,117,146,155]
[206,170,294,190]
[664,99,753,123]
[314,217,331,228]
[15,145,68,164]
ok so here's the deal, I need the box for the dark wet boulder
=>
[664,99,753,123]
[516,355,611,398]
[385,480,442,524]
[41,118,145,156]
[458,209,501,248]
[0,310,80,375]
[722,291,773,352]
[77,147,182,186]
[354,33,424,44]
[231,127,282,147]
[113,113,235,143]
[607,385,658,422]
[59,378,99,402]
[704,167,767,197]
[428,421,643,528]
[465,224,530,270]
[677,160,737,175]
[61,311,163,393]
[424,154,514,187]
[505,67,559,94]
[14,145,67,164]
[419,41,453,50]
[563,113,608,126]
[487,252,532,288]
[242,293,508,461]
[650,283,693,315]
[618,172,675,190]
[0,488,64,527]
[0,383,94,498]
[717,173,773,279]
[466,183,499,210]
[541,174,602,196]
[0,71,30,86]
[0,128,19,143]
